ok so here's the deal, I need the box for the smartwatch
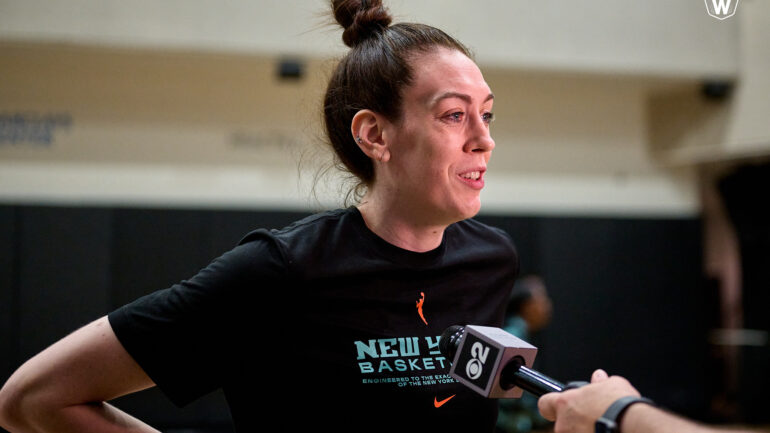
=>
[595,396,654,433]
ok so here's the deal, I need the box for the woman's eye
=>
[444,112,464,122]
[482,112,495,124]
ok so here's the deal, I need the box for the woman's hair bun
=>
[332,0,392,47]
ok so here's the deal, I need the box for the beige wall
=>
[1,0,765,216]
[0,41,697,215]
[0,0,738,77]
[649,0,770,165]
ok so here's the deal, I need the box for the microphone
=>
[440,325,582,398]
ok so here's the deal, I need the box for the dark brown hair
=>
[324,0,472,199]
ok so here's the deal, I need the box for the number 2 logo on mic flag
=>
[454,333,499,390]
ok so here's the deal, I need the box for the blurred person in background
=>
[497,275,553,433]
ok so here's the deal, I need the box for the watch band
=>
[595,396,654,433]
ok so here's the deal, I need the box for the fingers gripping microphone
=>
[440,325,580,398]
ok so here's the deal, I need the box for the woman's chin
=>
[452,199,482,222]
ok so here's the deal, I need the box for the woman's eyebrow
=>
[428,91,495,107]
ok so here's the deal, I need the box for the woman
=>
[0,1,518,432]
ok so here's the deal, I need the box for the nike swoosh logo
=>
[434,394,456,408]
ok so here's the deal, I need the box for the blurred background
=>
[1,0,768,431]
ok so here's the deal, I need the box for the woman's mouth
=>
[458,169,485,189]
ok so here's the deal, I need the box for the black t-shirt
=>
[109,207,518,432]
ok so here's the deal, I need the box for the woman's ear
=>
[351,109,390,163]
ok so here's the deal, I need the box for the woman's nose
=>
[466,116,495,153]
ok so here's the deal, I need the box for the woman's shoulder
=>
[234,207,362,268]
[449,218,519,270]
[237,207,356,246]
[453,217,514,246]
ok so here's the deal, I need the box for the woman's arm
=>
[619,403,757,433]
[538,369,759,433]
[0,316,159,433]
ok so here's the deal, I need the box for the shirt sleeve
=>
[108,234,286,407]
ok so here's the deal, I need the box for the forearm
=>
[621,404,758,433]
[0,316,159,433]
[2,400,159,433]
[620,404,701,433]
[538,371,764,433]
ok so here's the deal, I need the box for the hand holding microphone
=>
[439,324,586,398]
[440,325,656,433]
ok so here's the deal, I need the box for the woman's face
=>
[379,48,495,226]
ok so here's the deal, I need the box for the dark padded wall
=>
[17,207,113,360]
[536,217,708,416]
[111,209,217,307]
[0,207,17,384]
[475,214,709,417]
[1,205,708,431]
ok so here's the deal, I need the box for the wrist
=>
[595,396,655,433]
[618,401,658,433]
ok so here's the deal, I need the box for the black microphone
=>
[440,325,582,398]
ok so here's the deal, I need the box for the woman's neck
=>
[356,192,448,253]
